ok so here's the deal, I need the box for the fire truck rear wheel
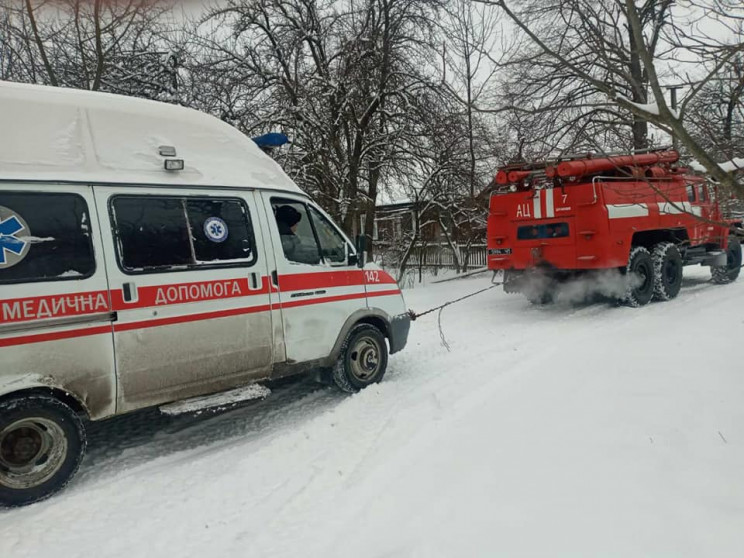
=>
[711,240,742,284]
[522,271,555,305]
[526,290,554,305]
[623,246,655,307]
[652,242,683,301]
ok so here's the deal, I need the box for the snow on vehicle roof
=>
[0,81,302,193]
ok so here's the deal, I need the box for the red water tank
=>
[554,151,679,178]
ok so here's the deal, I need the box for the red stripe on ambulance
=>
[277,270,365,291]
[0,270,402,347]
[0,291,110,325]
[110,277,266,310]
[0,325,112,348]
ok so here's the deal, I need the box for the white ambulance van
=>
[0,81,410,507]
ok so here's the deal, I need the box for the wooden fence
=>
[377,242,488,272]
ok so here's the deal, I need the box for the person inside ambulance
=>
[275,204,320,264]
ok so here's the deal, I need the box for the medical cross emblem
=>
[203,217,228,243]
[209,222,223,237]
[0,214,27,266]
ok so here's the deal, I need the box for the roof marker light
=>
[159,145,177,157]
[164,159,184,171]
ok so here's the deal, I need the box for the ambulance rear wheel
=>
[711,240,742,284]
[652,242,683,301]
[333,324,388,393]
[624,246,655,307]
[0,395,86,507]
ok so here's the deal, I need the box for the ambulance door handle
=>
[248,272,260,290]
[271,270,279,288]
[122,282,138,303]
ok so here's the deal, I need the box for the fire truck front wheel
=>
[624,247,655,307]
[711,240,742,284]
[652,242,683,301]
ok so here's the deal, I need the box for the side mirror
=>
[355,235,368,268]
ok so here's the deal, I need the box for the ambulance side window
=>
[307,206,348,264]
[112,197,191,270]
[271,199,322,265]
[111,196,257,273]
[186,199,256,264]
[0,191,95,284]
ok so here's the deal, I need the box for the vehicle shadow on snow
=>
[680,274,717,291]
[76,375,344,487]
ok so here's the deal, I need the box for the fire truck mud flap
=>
[503,270,525,294]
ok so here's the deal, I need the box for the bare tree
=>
[194,0,446,242]
[685,46,744,162]
[1,0,177,99]
[478,0,744,194]
[390,87,473,281]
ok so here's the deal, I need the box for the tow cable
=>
[407,283,502,321]
[407,282,503,351]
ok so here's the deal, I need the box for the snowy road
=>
[2,267,744,558]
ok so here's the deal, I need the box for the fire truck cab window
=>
[686,185,696,202]
[697,184,707,202]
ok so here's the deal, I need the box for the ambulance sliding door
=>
[94,186,274,412]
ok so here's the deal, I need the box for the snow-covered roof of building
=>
[0,81,302,193]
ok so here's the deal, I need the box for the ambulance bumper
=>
[389,313,411,354]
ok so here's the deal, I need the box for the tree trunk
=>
[365,162,381,261]
[628,31,648,150]
[25,0,57,86]
[91,0,104,91]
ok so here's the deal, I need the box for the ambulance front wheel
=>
[333,324,389,393]
[0,395,86,507]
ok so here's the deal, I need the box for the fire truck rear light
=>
[577,255,598,261]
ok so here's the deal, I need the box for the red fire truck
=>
[487,149,743,306]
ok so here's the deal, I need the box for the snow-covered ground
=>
[2,266,743,558]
